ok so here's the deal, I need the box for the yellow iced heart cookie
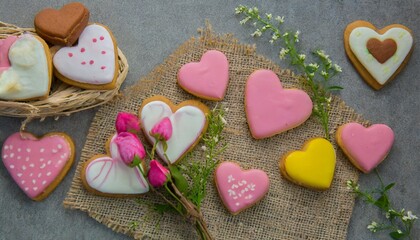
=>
[279,138,336,190]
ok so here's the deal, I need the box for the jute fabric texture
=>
[64,25,365,240]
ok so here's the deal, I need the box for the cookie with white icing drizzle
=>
[139,96,209,164]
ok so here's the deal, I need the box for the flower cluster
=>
[235,5,343,140]
[347,175,417,239]
[113,107,227,240]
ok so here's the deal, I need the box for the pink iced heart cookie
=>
[245,69,313,139]
[139,96,209,164]
[336,123,394,173]
[53,23,118,90]
[178,50,229,101]
[2,132,75,201]
[215,162,269,215]
[81,134,149,197]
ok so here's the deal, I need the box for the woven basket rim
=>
[0,21,129,120]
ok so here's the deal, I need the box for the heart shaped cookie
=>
[0,34,52,101]
[279,138,336,190]
[53,24,118,90]
[336,123,394,173]
[2,132,75,201]
[214,162,269,215]
[139,96,209,164]
[81,134,149,196]
[34,2,90,46]
[245,69,313,139]
[344,20,414,90]
[178,50,229,101]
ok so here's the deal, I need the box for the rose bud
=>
[147,160,171,188]
[150,117,172,141]
[115,112,141,134]
[114,132,146,166]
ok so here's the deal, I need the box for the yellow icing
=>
[284,138,336,189]
[399,32,406,39]
[392,55,399,63]
[355,31,361,37]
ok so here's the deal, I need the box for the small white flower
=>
[402,211,418,221]
[275,16,285,23]
[240,16,251,25]
[253,22,257,27]
[326,59,332,69]
[334,64,342,72]
[294,30,300,42]
[283,32,289,37]
[251,29,262,37]
[219,115,227,125]
[316,50,328,59]
[201,145,207,151]
[266,13,272,20]
[397,230,403,234]
[386,212,391,219]
[346,180,353,190]
[298,54,306,61]
[272,34,279,40]
[367,221,378,233]
[321,71,328,77]
[213,136,219,143]
[224,107,229,112]
[279,48,289,60]
[308,63,319,70]
[308,72,315,78]
[235,7,243,14]
[269,39,274,44]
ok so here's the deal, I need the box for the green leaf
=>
[169,165,189,194]
[389,231,405,239]
[328,85,343,90]
[384,183,396,192]
[374,195,390,210]
[162,140,168,153]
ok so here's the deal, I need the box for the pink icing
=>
[245,69,313,139]
[178,50,229,100]
[0,36,18,74]
[215,162,269,214]
[339,123,394,173]
[84,134,149,194]
[2,132,72,199]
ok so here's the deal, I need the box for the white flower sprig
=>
[347,171,417,239]
[235,5,343,140]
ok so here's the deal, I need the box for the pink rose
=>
[115,112,141,134]
[115,132,146,166]
[150,117,172,141]
[147,160,171,188]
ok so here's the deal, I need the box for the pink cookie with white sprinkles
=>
[214,162,269,215]
[53,23,118,90]
[2,132,75,201]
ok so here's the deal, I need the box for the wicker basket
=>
[0,21,128,119]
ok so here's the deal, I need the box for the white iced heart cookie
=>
[139,96,209,164]
[81,134,149,196]
[0,35,52,100]
[53,24,118,90]
[344,20,414,90]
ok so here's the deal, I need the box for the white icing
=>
[140,101,207,164]
[0,35,49,100]
[84,134,149,194]
[53,24,116,85]
[349,27,413,85]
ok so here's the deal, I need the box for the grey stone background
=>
[0,0,419,239]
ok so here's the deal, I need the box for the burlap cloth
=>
[64,24,366,239]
